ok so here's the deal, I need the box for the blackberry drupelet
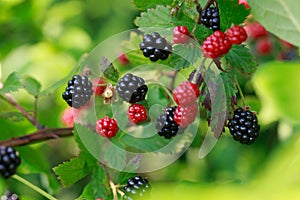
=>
[1,191,19,200]
[156,106,183,139]
[116,73,148,103]
[127,104,147,124]
[139,32,172,62]
[201,6,220,31]
[62,75,93,108]
[122,176,151,200]
[0,146,21,179]
[227,108,260,144]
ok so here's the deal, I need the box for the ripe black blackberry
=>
[116,73,148,103]
[1,191,19,200]
[227,108,260,145]
[139,32,172,62]
[62,75,93,108]
[0,146,21,179]
[122,176,151,200]
[201,6,220,31]
[156,106,183,139]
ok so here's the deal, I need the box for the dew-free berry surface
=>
[174,102,198,128]
[1,191,19,200]
[62,75,93,108]
[173,25,190,44]
[202,30,232,58]
[127,104,147,124]
[122,176,151,200]
[96,116,119,138]
[173,81,200,106]
[156,106,183,139]
[201,6,220,31]
[0,146,21,178]
[139,32,172,62]
[225,25,248,44]
[227,108,260,144]
[116,73,148,103]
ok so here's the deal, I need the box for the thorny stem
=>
[13,174,58,200]
[0,127,73,147]
[234,76,246,107]
[0,94,43,129]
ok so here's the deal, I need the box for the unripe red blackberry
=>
[173,81,200,106]
[96,116,119,138]
[62,75,93,108]
[201,6,220,31]
[227,108,260,144]
[139,32,172,62]
[245,22,268,39]
[116,73,148,103]
[225,25,248,44]
[173,26,190,44]
[202,31,232,58]
[0,146,21,178]
[174,102,198,128]
[122,176,151,200]
[127,104,147,124]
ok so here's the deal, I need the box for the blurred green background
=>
[0,0,300,199]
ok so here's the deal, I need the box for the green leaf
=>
[252,61,300,123]
[53,152,96,187]
[92,164,112,199]
[147,85,169,108]
[76,183,94,200]
[118,155,141,184]
[249,0,300,47]
[0,111,24,122]
[0,72,23,94]
[218,0,250,31]
[224,45,258,75]
[169,44,202,70]
[132,0,173,11]
[220,71,237,113]
[101,57,119,83]
[23,76,41,96]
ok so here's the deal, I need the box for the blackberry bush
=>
[201,6,220,31]
[122,175,151,200]
[139,32,172,62]
[227,107,260,145]
[0,146,21,179]
[62,75,93,108]
[156,106,183,139]
[116,73,148,103]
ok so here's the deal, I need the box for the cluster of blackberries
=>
[227,108,260,145]
[1,191,19,200]
[201,6,220,31]
[0,146,21,179]
[116,73,148,104]
[122,175,151,200]
[140,32,172,62]
[62,75,93,108]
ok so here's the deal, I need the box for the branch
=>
[0,127,73,147]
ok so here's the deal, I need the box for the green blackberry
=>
[0,146,21,179]
[122,176,151,200]
[227,108,260,145]
[156,106,183,139]
[1,191,19,200]
[139,32,172,62]
[116,73,148,103]
[62,75,93,108]
[201,6,220,31]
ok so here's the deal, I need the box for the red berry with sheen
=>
[118,53,129,65]
[173,81,200,106]
[225,25,247,44]
[127,104,147,124]
[174,102,198,128]
[202,31,232,58]
[256,38,273,55]
[173,26,190,44]
[245,22,268,39]
[93,78,107,96]
[96,116,119,138]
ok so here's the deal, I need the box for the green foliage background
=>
[0,0,299,199]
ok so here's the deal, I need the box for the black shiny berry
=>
[227,108,260,145]
[122,176,151,200]
[139,32,172,62]
[1,191,19,200]
[62,75,93,108]
[156,106,184,139]
[0,146,21,179]
[201,6,220,31]
[116,73,148,103]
